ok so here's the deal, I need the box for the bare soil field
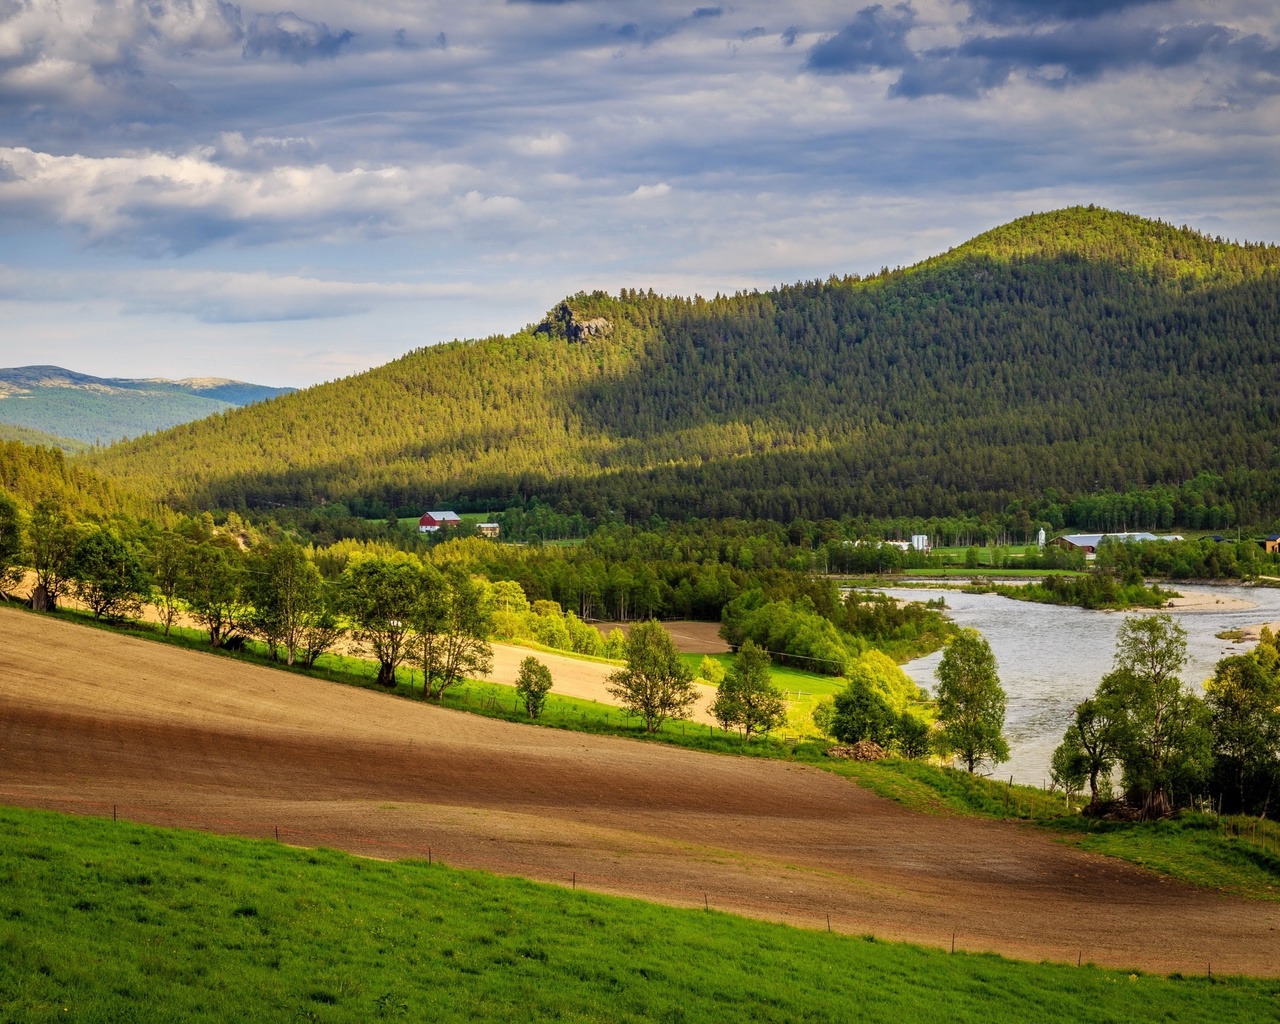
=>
[589,619,730,654]
[1,607,1277,974]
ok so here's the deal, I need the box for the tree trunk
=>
[376,661,397,687]
[29,584,54,612]
[1141,787,1173,821]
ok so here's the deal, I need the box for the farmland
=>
[3,606,1280,978]
[5,806,1280,1024]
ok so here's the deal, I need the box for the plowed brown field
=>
[1,607,1277,974]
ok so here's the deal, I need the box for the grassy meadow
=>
[683,652,843,736]
[3,806,1279,1024]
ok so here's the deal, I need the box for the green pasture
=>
[683,652,843,736]
[3,807,1278,1024]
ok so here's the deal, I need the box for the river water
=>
[880,584,1280,786]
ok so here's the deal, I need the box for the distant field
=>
[7,808,1278,1024]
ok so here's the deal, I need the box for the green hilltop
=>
[85,207,1280,523]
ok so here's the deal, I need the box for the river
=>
[880,584,1280,786]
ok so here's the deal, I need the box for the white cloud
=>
[630,182,671,198]
[511,132,570,157]
[0,145,509,252]
[0,263,488,321]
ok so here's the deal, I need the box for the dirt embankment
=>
[1,607,1278,975]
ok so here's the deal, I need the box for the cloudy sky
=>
[1,0,1277,386]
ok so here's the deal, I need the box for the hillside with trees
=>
[86,207,1280,526]
[0,366,294,445]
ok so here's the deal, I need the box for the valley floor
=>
[1,606,1277,976]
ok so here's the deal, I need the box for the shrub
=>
[515,656,553,718]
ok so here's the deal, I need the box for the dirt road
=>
[1,607,1277,974]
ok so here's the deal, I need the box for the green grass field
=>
[3,806,1278,1023]
[684,652,843,735]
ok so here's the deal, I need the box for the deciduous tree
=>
[830,676,896,747]
[429,569,494,699]
[27,497,78,611]
[339,558,420,688]
[0,492,23,599]
[179,542,248,647]
[516,656,553,719]
[67,529,150,622]
[933,628,1009,774]
[1099,614,1212,820]
[149,530,186,636]
[710,640,786,741]
[607,621,696,733]
[1205,650,1280,815]
[249,542,324,665]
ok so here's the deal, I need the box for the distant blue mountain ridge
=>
[0,365,295,446]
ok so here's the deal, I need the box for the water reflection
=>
[880,584,1280,785]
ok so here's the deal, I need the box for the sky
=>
[1,0,1277,387]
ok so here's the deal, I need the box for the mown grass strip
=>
[2,806,1277,1023]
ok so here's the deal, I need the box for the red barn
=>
[418,510,462,533]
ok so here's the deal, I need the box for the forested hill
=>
[87,207,1280,524]
[0,367,294,445]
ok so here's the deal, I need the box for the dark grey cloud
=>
[243,11,354,63]
[806,5,915,72]
[809,2,1279,99]
[968,0,1175,25]
[780,25,801,46]
[692,6,723,18]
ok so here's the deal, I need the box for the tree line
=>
[1052,616,1280,820]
